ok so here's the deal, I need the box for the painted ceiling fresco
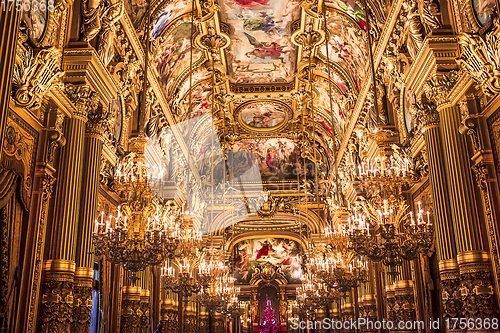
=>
[154,21,203,97]
[239,102,288,129]
[151,0,193,39]
[219,0,301,84]
[233,238,303,284]
[120,0,376,189]
[232,138,316,181]
[326,0,367,28]
[318,15,367,92]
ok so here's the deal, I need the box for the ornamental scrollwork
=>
[458,23,500,96]
[12,46,64,110]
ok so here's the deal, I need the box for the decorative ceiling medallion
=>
[236,100,291,132]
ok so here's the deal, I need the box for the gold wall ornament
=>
[97,0,125,66]
[471,163,500,307]
[195,26,230,61]
[423,71,461,109]
[81,0,103,41]
[402,0,426,59]
[291,22,325,58]
[12,46,64,110]
[458,26,500,96]
[64,84,100,120]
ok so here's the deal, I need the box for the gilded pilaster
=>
[72,108,108,333]
[412,100,456,261]
[0,9,20,161]
[40,117,86,333]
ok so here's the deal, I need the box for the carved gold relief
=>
[12,46,64,110]
[458,24,500,96]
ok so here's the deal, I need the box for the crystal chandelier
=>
[93,137,181,283]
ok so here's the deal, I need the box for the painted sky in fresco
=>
[219,0,300,84]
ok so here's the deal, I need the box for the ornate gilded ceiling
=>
[134,0,383,176]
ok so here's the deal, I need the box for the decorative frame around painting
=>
[465,0,496,33]
[236,100,291,133]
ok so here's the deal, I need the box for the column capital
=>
[64,83,99,121]
[86,107,112,137]
[411,99,440,131]
[423,71,461,110]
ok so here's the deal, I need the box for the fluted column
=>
[439,105,497,319]
[39,114,87,333]
[413,100,460,321]
[73,113,106,333]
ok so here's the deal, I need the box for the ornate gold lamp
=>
[93,137,181,283]
[348,199,433,276]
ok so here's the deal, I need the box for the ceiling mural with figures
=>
[136,0,374,191]
[219,0,301,84]
[318,14,367,92]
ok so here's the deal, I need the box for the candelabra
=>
[195,249,233,312]
[348,200,433,276]
[93,137,181,283]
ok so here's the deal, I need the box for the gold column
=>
[139,269,151,333]
[413,100,460,321]
[439,105,497,319]
[0,10,20,161]
[440,106,482,251]
[73,115,105,333]
[121,286,142,333]
[394,281,417,332]
[39,113,86,333]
